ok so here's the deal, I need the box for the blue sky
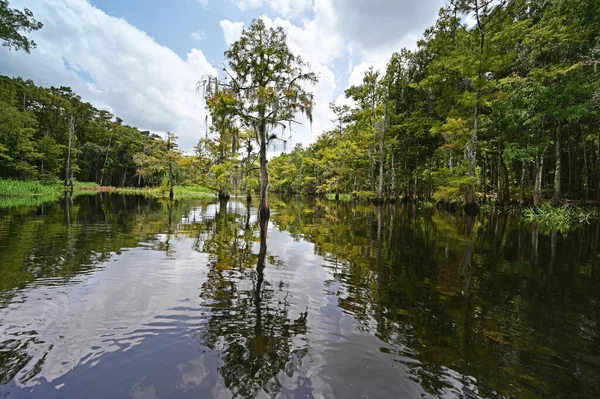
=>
[1,0,446,152]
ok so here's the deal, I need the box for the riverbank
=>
[0,179,101,196]
[0,180,102,208]
[0,180,216,208]
[114,185,215,198]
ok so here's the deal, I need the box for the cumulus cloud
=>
[330,0,445,58]
[219,20,244,46]
[1,0,446,152]
[0,0,217,151]
[260,0,344,68]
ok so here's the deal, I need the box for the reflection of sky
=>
[0,200,464,398]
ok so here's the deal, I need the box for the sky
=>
[0,0,446,153]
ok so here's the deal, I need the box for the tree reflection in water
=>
[194,200,308,398]
[0,195,598,398]
[269,198,600,399]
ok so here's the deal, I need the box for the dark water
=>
[0,195,599,399]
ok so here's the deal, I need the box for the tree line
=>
[269,0,600,208]
[4,0,600,212]
[0,1,200,194]
[0,75,204,189]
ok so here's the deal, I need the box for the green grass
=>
[0,190,98,209]
[71,181,102,189]
[325,193,353,201]
[0,179,102,209]
[0,179,62,196]
[0,180,215,208]
[0,179,103,209]
[0,179,100,196]
[115,185,215,199]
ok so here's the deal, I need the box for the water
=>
[0,194,599,398]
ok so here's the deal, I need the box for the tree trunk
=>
[258,125,269,220]
[167,134,174,200]
[534,154,544,206]
[370,149,375,192]
[100,131,113,186]
[520,162,526,205]
[482,153,487,201]
[413,168,418,201]
[500,148,510,204]
[64,114,74,187]
[391,151,396,199]
[376,84,389,202]
[466,98,479,208]
[377,138,384,201]
[553,125,561,203]
[122,167,127,188]
[583,127,589,201]
[496,151,502,203]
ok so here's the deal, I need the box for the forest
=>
[269,0,600,208]
[1,0,600,214]
[0,75,204,188]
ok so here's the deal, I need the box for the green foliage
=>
[222,19,317,130]
[353,191,376,201]
[115,185,214,199]
[0,75,199,189]
[0,0,43,53]
[325,193,353,202]
[524,203,596,232]
[268,0,600,206]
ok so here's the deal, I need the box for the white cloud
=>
[259,0,344,68]
[0,0,217,152]
[2,0,446,153]
[329,0,445,58]
[219,20,244,46]
[233,0,312,18]
[190,29,206,41]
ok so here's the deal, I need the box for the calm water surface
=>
[0,195,599,398]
